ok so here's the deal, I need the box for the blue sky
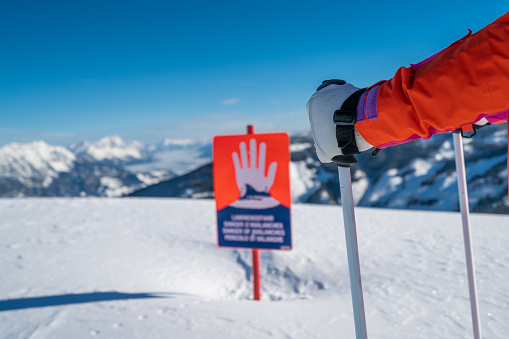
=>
[0,1,506,146]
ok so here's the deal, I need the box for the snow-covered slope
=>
[1,198,508,338]
[0,141,75,189]
[356,125,509,213]
[0,136,179,198]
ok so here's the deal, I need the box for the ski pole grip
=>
[332,155,358,168]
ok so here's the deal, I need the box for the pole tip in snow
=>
[332,155,357,167]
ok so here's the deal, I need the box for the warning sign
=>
[213,132,292,250]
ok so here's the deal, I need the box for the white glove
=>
[306,83,373,163]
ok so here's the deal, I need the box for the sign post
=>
[252,248,261,301]
[248,125,261,301]
[213,126,292,301]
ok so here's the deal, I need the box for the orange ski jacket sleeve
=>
[355,12,509,149]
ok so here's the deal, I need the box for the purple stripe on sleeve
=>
[482,110,508,124]
[366,84,381,120]
[356,90,368,123]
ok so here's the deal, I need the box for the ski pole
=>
[333,155,368,339]
[452,132,482,339]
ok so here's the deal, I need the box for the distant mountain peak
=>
[70,135,147,163]
[97,135,125,147]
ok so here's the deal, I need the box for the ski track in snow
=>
[0,198,508,338]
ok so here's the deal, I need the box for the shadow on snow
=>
[0,291,175,312]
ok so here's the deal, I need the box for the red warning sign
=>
[213,132,291,250]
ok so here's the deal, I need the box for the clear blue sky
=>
[0,1,506,146]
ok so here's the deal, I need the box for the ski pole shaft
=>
[453,132,481,339]
[337,164,368,339]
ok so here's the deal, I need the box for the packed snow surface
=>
[1,198,508,338]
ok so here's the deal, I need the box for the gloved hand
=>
[306,80,374,163]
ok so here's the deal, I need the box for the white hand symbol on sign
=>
[232,138,278,197]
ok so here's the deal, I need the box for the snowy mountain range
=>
[1,125,508,213]
[0,136,208,198]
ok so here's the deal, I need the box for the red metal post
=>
[252,249,261,300]
[246,125,261,301]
